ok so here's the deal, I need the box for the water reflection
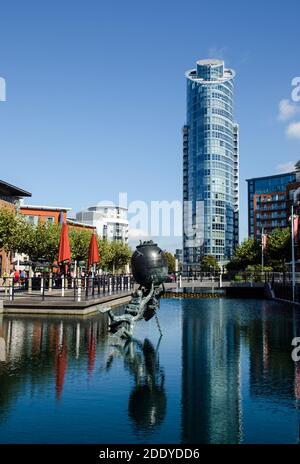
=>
[104,337,166,435]
[0,314,109,411]
[181,299,300,443]
[181,299,242,444]
[0,299,299,443]
[0,314,5,362]
[0,312,166,439]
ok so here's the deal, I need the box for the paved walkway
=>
[2,290,133,315]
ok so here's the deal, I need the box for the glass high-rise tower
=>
[183,59,239,269]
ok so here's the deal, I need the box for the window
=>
[46,217,55,224]
[27,215,39,226]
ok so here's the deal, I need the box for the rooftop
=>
[0,180,31,198]
[196,59,224,66]
[67,218,96,229]
[20,205,71,212]
[246,171,296,182]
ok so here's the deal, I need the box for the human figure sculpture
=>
[107,281,165,339]
[104,241,168,340]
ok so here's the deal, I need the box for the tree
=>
[0,207,21,252]
[200,255,220,272]
[69,228,93,263]
[266,227,291,270]
[164,251,176,273]
[97,238,110,270]
[226,238,261,270]
[105,241,132,272]
[0,207,35,257]
[26,222,61,263]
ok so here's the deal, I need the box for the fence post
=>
[41,277,44,300]
[85,276,88,299]
[9,278,14,301]
[92,276,95,296]
[48,271,53,293]
[28,276,32,294]
[77,277,82,302]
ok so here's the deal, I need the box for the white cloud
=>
[276,161,295,174]
[286,121,300,140]
[128,228,148,239]
[207,46,228,60]
[278,99,300,121]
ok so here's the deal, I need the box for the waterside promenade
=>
[0,275,135,315]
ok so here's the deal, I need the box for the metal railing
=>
[179,270,300,284]
[0,274,134,302]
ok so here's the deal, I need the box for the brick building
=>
[246,163,300,239]
[0,180,31,275]
[20,205,96,232]
[20,205,71,225]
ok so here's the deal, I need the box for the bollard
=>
[61,276,65,297]
[109,277,112,295]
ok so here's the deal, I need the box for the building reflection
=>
[1,299,300,442]
[247,301,300,400]
[0,314,5,362]
[105,337,166,437]
[181,298,300,443]
[181,298,242,444]
[0,313,167,436]
[0,313,110,412]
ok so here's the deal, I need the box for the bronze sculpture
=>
[105,240,168,339]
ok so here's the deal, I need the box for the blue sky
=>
[0,0,299,251]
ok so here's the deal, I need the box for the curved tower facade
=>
[183,59,239,268]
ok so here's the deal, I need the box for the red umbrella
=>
[88,232,100,268]
[58,222,71,265]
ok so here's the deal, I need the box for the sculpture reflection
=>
[0,314,5,362]
[105,336,167,435]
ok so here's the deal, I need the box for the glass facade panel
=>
[183,59,239,267]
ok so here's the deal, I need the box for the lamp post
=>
[291,205,296,303]
[261,227,264,270]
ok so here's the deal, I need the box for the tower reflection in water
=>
[181,298,242,444]
[104,336,166,436]
[181,298,300,444]
[1,298,300,443]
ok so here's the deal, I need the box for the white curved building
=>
[76,204,128,242]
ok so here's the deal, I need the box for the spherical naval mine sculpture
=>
[131,240,168,289]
